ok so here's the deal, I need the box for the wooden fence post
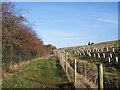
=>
[60,53,62,65]
[62,54,64,69]
[60,52,61,59]
[18,48,21,65]
[10,44,13,66]
[74,59,77,87]
[98,64,104,90]
[65,53,68,73]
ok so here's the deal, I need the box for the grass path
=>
[3,55,74,89]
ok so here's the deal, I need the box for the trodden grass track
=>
[3,55,74,89]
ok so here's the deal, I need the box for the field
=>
[2,2,119,89]
[58,40,120,88]
[2,40,120,89]
[2,55,74,89]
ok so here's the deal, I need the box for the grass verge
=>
[2,55,73,89]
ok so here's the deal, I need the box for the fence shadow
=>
[56,82,75,89]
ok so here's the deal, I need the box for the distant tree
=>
[91,42,94,45]
[45,44,57,55]
[88,42,91,45]
[52,46,57,50]
[88,42,94,45]
[46,44,57,50]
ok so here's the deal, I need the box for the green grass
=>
[72,52,119,71]
[3,55,73,89]
[67,52,120,84]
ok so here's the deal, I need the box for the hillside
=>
[58,40,120,88]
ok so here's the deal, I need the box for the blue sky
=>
[4,0,119,2]
[14,2,118,48]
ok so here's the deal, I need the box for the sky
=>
[14,2,118,48]
[2,0,120,2]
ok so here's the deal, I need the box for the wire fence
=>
[58,50,120,89]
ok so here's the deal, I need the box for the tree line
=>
[2,2,56,71]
